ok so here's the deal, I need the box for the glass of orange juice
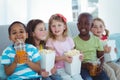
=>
[14,40,26,64]
[88,61,99,76]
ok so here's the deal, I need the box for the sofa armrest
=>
[0,56,7,80]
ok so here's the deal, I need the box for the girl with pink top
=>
[46,13,83,80]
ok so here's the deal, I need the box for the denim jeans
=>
[42,73,62,80]
[81,68,110,80]
[116,58,120,65]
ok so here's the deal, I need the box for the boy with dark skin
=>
[73,13,110,80]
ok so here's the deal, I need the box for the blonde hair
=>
[92,18,109,37]
[48,13,68,39]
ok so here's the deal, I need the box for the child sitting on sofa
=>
[91,17,120,80]
[1,21,41,80]
[26,19,62,80]
[46,13,83,80]
[73,12,110,80]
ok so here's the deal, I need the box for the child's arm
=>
[25,56,41,73]
[51,66,56,74]
[47,46,72,63]
[96,51,104,74]
[26,61,41,72]
[4,54,18,75]
[4,62,17,76]
[55,55,72,63]
[114,47,117,53]
[104,44,111,53]
[40,70,49,78]
[97,51,104,65]
[79,51,84,61]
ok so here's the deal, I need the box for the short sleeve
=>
[25,44,41,63]
[67,37,75,49]
[46,38,54,49]
[97,38,104,51]
[32,47,41,62]
[1,46,14,65]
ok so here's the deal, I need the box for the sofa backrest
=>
[0,25,12,55]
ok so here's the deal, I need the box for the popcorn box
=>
[39,49,55,76]
[104,40,117,62]
[64,49,81,76]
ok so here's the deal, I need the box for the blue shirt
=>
[1,44,41,80]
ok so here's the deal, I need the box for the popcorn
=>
[39,49,55,76]
[64,49,81,76]
[39,49,55,54]
[64,49,80,56]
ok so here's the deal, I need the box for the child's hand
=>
[96,64,102,75]
[41,69,49,78]
[23,53,30,64]
[51,66,56,74]
[14,52,29,64]
[64,56,72,63]
[14,54,19,64]
[79,52,84,61]
[104,45,111,53]
[114,48,117,53]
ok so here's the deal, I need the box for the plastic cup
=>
[88,61,98,76]
[14,40,26,64]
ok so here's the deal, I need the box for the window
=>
[0,0,72,25]
[0,0,99,25]
[72,0,98,21]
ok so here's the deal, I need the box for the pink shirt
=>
[46,36,75,69]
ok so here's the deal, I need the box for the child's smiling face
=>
[33,23,47,41]
[91,20,105,37]
[50,20,66,37]
[77,15,92,36]
[9,23,28,43]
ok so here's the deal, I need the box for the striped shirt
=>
[1,44,41,80]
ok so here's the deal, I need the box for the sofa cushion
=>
[0,56,7,80]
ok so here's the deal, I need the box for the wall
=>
[98,0,120,34]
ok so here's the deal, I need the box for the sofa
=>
[0,56,7,80]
